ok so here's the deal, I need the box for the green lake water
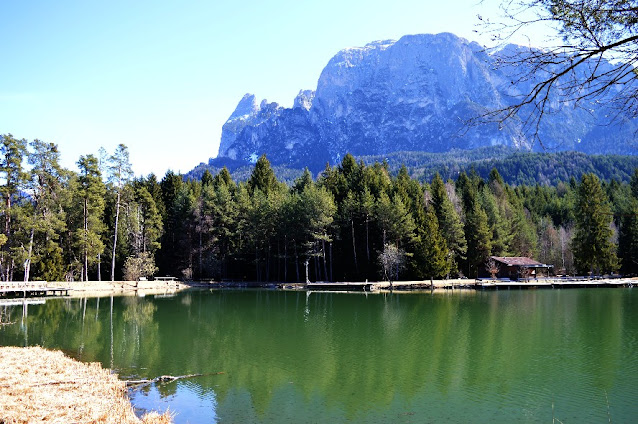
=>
[1,288,637,423]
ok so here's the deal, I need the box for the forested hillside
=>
[2,134,635,283]
[189,147,638,186]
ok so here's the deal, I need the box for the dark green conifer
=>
[430,173,466,276]
[248,155,278,195]
[573,173,619,274]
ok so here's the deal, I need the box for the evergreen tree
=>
[572,173,619,275]
[157,171,184,276]
[430,173,466,276]
[75,155,106,281]
[23,140,68,281]
[248,155,278,195]
[375,192,416,248]
[508,205,538,258]
[619,199,638,275]
[414,205,450,279]
[0,134,29,281]
[107,144,133,281]
[298,184,336,281]
[464,200,492,278]
[134,187,163,255]
[457,172,492,277]
[213,167,234,188]
[292,168,313,194]
[201,169,214,187]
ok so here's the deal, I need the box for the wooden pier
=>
[475,277,635,289]
[302,277,635,292]
[0,281,71,298]
[306,282,375,291]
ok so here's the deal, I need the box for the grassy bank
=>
[0,346,172,424]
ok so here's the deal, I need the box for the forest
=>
[1,133,636,283]
[187,146,638,187]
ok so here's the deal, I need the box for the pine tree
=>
[157,171,183,276]
[248,155,278,195]
[457,172,492,277]
[0,134,29,281]
[292,168,313,194]
[415,205,450,279]
[573,173,619,275]
[619,199,638,275]
[430,173,467,275]
[213,167,234,188]
[107,144,133,281]
[75,155,106,281]
[619,170,638,275]
[298,185,336,281]
[23,140,68,281]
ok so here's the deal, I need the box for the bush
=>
[123,253,158,281]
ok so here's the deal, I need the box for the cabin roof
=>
[491,256,550,267]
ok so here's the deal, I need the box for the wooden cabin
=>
[481,256,553,281]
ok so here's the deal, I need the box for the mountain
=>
[214,32,637,172]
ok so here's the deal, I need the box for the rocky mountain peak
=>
[215,32,636,170]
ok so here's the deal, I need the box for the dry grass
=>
[0,346,172,424]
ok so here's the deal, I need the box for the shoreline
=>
[1,276,634,301]
[0,346,172,423]
[47,280,190,298]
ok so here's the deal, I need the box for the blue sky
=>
[1,0,547,177]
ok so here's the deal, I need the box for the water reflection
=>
[0,289,637,423]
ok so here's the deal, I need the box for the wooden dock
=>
[306,282,375,291]
[302,277,635,292]
[0,282,71,298]
[475,278,635,289]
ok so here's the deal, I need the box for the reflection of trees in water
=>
[0,290,634,421]
[122,297,157,326]
[117,297,161,387]
[168,290,632,421]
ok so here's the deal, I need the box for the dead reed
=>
[0,346,172,424]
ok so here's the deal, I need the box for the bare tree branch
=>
[472,0,638,145]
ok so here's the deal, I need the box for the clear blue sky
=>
[0,0,547,177]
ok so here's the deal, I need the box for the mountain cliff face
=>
[217,33,636,171]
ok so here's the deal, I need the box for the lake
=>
[1,288,637,423]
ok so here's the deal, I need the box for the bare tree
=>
[478,0,638,143]
[485,257,501,279]
[378,243,406,285]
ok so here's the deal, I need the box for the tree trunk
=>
[266,244,271,282]
[9,258,14,282]
[284,235,288,282]
[329,241,333,282]
[111,191,121,281]
[24,228,34,282]
[322,239,328,282]
[255,246,259,282]
[351,219,358,274]
[199,227,203,278]
[97,253,101,281]
[294,242,299,282]
[4,191,10,282]
[312,242,321,281]
[84,198,89,282]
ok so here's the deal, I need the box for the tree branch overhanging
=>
[472,0,638,146]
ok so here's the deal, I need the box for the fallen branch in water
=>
[126,372,225,387]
